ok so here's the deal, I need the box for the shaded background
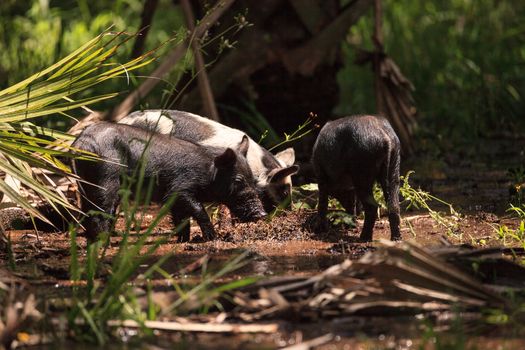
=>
[1,0,524,186]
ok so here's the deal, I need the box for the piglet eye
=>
[235,176,243,183]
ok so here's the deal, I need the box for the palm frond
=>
[0,30,157,226]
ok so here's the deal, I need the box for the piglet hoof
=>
[176,222,191,243]
[313,216,329,233]
[358,233,373,242]
[177,234,190,243]
[390,234,402,241]
[191,235,207,243]
[202,230,217,242]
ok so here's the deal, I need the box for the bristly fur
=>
[119,109,299,212]
[312,115,401,241]
[73,122,266,242]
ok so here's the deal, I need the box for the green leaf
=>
[300,183,319,191]
[0,30,156,225]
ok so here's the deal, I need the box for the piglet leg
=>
[171,209,191,243]
[184,197,217,241]
[315,183,330,232]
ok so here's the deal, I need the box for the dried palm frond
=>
[233,241,517,322]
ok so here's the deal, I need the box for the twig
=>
[106,319,279,333]
[131,0,159,59]
[179,254,209,275]
[180,0,220,121]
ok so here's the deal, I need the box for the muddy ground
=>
[2,135,525,349]
[4,208,520,281]
[4,210,523,349]
[5,135,524,280]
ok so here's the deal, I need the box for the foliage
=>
[220,104,318,156]
[326,210,356,229]
[220,99,281,147]
[268,112,318,152]
[508,166,525,206]
[0,0,254,122]
[293,172,461,234]
[153,251,256,316]
[372,183,387,210]
[494,204,525,250]
[336,0,525,140]
[0,31,155,230]
[68,148,178,343]
[292,183,356,228]
[292,183,318,210]
[0,0,191,129]
[400,171,462,236]
[0,0,183,88]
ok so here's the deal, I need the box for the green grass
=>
[508,166,525,206]
[494,204,525,251]
[400,171,462,237]
[68,151,179,343]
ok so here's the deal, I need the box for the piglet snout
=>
[252,209,267,221]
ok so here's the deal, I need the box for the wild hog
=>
[119,110,299,212]
[72,122,266,242]
[312,115,401,241]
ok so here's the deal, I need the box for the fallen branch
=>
[282,0,374,76]
[181,0,373,110]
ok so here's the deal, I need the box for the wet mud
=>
[3,208,521,288]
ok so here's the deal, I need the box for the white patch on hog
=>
[166,111,272,187]
[120,110,175,134]
[119,110,300,193]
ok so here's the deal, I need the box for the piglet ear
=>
[214,148,237,169]
[237,135,249,157]
[275,148,295,167]
[268,165,300,183]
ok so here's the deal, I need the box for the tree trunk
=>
[177,0,374,135]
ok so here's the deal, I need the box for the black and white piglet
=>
[119,110,299,212]
[312,115,401,241]
[72,122,266,242]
